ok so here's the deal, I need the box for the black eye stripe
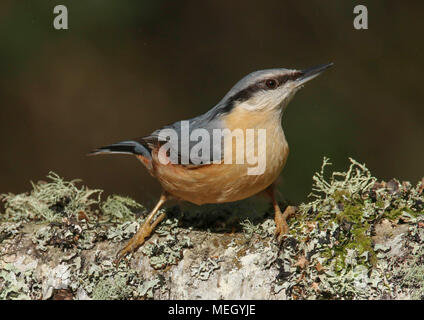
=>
[262,71,304,90]
[273,72,303,86]
[217,71,304,116]
[233,71,304,98]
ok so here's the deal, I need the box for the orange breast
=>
[143,107,289,205]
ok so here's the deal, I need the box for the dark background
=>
[1,1,423,207]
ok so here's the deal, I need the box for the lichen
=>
[1,172,102,222]
[191,257,222,281]
[240,218,275,240]
[71,258,164,300]
[238,158,424,299]
[101,195,146,222]
[0,161,423,300]
[277,158,424,299]
[91,273,133,300]
[0,222,22,243]
[141,218,193,270]
[0,172,169,300]
[0,263,40,300]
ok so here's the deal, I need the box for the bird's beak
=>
[295,63,333,86]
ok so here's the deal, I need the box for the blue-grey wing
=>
[141,113,225,166]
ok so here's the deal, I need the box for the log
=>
[1,160,423,300]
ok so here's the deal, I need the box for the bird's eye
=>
[265,79,277,89]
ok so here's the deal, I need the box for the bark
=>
[0,216,421,300]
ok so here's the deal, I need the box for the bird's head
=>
[216,63,333,116]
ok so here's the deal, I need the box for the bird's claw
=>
[274,218,289,243]
[114,243,135,266]
[113,224,151,266]
[274,205,297,243]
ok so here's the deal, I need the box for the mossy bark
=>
[0,216,422,300]
[1,161,423,300]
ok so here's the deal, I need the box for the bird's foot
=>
[114,194,168,266]
[274,205,297,242]
[114,220,154,265]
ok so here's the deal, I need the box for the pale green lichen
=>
[141,218,193,270]
[71,258,163,300]
[390,229,424,299]
[0,172,171,300]
[1,172,102,222]
[402,264,424,299]
[137,278,162,299]
[305,157,377,208]
[1,162,423,300]
[91,274,133,300]
[101,195,146,222]
[0,263,41,300]
[237,158,424,299]
[0,222,22,243]
[280,158,424,299]
[191,257,222,281]
[241,218,275,240]
[104,221,139,242]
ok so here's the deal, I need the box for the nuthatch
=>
[91,63,333,262]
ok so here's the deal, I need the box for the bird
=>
[90,63,333,263]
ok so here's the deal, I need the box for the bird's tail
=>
[88,140,152,161]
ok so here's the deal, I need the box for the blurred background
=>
[1,0,423,208]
